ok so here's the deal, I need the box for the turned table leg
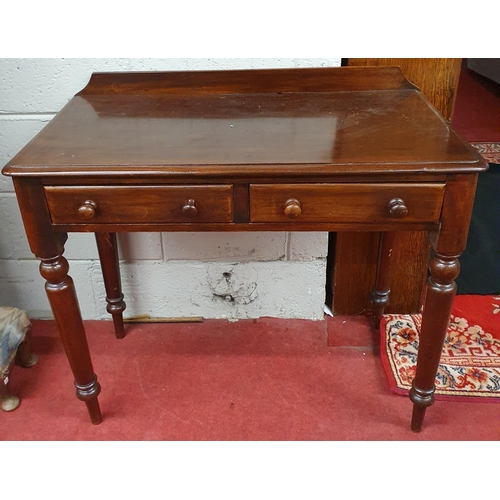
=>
[95,232,126,339]
[39,254,102,424]
[371,231,396,328]
[409,174,478,432]
[13,178,103,424]
[409,251,459,431]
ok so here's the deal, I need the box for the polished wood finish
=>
[10,177,102,423]
[346,59,462,119]
[76,66,415,96]
[333,58,463,316]
[250,183,444,224]
[77,200,97,220]
[39,254,102,424]
[410,174,478,431]
[95,232,126,339]
[371,232,397,328]
[182,199,198,217]
[284,198,302,218]
[387,199,408,219]
[45,185,234,224]
[6,68,480,177]
[2,67,486,431]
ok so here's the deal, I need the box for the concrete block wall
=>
[0,58,340,320]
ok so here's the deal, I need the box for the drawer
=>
[249,183,445,224]
[45,185,234,224]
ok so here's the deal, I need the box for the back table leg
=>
[371,231,396,329]
[95,232,126,339]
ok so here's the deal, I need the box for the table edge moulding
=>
[1,66,488,432]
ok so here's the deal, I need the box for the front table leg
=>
[409,251,459,431]
[409,174,478,432]
[39,253,102,424]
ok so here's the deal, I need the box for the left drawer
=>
[44,185,234,224]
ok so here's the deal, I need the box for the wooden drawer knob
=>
[388,198,408,218]
[182,199,198,217]
[77,200,97,220]
[284,198,302,218]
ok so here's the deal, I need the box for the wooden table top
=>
[3,66,487,179]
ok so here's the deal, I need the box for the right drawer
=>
[249,183,445,224]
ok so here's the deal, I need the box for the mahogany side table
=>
[2,66,487,431]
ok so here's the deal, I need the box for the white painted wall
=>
[0,58,340,320]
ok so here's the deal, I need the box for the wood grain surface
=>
[2,66,486,430]
[331,58,463,315]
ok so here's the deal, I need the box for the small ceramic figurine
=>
[1,307,37,411]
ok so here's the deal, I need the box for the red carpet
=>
[2,314,500,440]
[381,295,500,401]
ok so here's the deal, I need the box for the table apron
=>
[49,222,441,232]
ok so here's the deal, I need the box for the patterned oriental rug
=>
[381,295,500,401]
[470,142,500,164]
